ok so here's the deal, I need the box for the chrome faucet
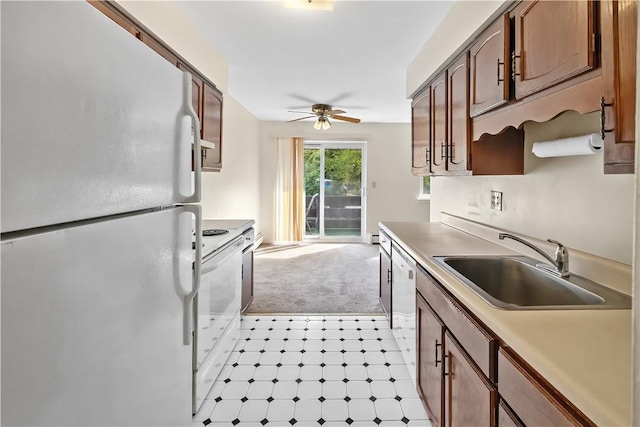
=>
[498,233,570,277]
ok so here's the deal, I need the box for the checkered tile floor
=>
[193,315,430,426]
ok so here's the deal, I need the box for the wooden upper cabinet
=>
[202,84,223,171]
[138,33,179,67]
[431,72,448,174]
[601,0,637,174]
[445,332,497,427]
[416,294,444,427]
[447,53,470,173]
[411,90,431,175]
[469,13,510,117]
[88,1,138,37]
[512,0,596,100]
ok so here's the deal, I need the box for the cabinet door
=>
[202,84,223,171]
[411,90,431,175]
[469,13,510,117]
[498,401,524,427]
[447,53,470,173]
[445,333,496,427]
[430,72,447,174]
[601,0,637,174]
[512,0,595,100]
[417,294,444,427]
[379,248,392,325]
[241,250,253,313]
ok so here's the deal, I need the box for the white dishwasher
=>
[391,242,417,386]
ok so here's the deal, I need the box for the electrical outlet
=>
[490,191,503,211]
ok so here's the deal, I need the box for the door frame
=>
[303,140,367,242]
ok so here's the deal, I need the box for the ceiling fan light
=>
[313,118,322,130]
[321,118,331,130]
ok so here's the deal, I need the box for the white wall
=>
[407,0,505,96]
[431,111,634,264]
[259,121,430,243]
[116,0,262,232]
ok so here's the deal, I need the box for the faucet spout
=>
[498,233,570,277]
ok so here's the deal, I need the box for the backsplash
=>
[431,110,634,265]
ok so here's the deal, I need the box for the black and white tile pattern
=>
[194,315,430,426]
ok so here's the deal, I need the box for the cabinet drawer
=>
[379,230,392,255]
[498,347,592,426]
[416,268,495,380]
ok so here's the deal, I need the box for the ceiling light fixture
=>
[313,116,331,130]
[284,0,334,12]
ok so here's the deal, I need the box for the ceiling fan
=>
[287,104,361,130]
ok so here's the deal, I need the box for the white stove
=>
[191,218,255,416]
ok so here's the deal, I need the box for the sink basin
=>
[432,256,631,310]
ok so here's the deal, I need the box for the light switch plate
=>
[490,191,503,211]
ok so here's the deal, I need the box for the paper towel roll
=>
[532,133,603,158]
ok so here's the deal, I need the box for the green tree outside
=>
[304,148,362,196]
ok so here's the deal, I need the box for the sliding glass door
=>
[303,142,366,241]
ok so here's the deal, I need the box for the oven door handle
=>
[184,204,202,346]
[201,237,243,273]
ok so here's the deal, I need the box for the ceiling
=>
[177,1,454,124]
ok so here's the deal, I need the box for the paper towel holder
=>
[600,97,614,140]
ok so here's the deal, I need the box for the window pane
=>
[421,176,431,195]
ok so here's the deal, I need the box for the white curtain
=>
[275,137,305,242]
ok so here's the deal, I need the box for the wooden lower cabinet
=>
[498,347,594,426]
[416,293,444,426]
[414,265,594,426]
[445,332,497,427]
[379,247,392,325]
[241,249,253,313]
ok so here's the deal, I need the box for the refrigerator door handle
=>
[183,204,202,345]
[182,72,201,204]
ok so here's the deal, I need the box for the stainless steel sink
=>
[432,256,631,310]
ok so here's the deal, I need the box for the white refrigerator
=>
[1,2,203,426]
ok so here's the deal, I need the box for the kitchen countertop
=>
[380,218,632,426]
[196,219,255,259]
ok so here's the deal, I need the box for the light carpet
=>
[247,243,383,314]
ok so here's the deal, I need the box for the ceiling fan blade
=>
[326,109,346,116]
[288,110,314,114]
[287,115,316,123]
[332,115,361,123]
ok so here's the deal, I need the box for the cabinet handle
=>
[440,142,447,160]
[497,58,504,85]
[435,340,442,367]
[387,268,392,284]
[511,51,520,81]
[202,149,207,159]
[182,72,201,203]
[600,97,614,140]
[425,146,430,164]
[443,354,449,376]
